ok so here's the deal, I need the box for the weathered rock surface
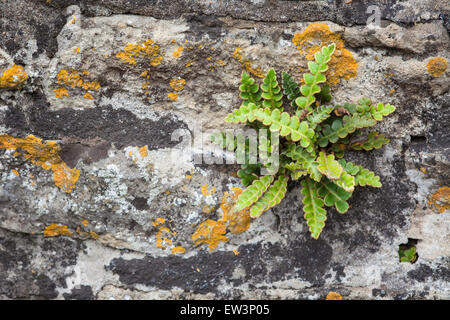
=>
[0,0,449,299]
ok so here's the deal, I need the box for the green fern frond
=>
[317,114,377,147]
[307,105,334,129]
[301,177,327,239]
[261,69,283,110]
[282,72,301,106]
[285,145,322,182]
[239,71,262,107]
[317,179,352,213]
[250,175,289,218]
[350,132,390,151]
[253,108,315,150]
[295,43,336,112]
[232,175,274,212]
[316,151,343,180]
[225,102,258,123]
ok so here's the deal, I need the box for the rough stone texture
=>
[0,0,449,300]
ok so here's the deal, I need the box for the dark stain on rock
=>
[108,238,332,293]
[5,92,188,150]
[186,15,226,41]
[59,141,111,168]
[35,274,58,299]
[131,197,150,210]
[63,285,94,300]
[408,263,450,283]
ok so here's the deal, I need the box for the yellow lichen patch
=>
[0,64,28,88]
[44,224,73,237]
[172,46,184,58]
[150,56,163,66]
[81,219,89,227]
[420,167,428,174]
[54,87,69,99]
[220,188,251,234]
[232,48,265,78]
[89,231,99,240]
[202,205,214,214]
[115,39,163,66]
[428,186,450,213]
[185,174,193,179]
[56,69,100,99]
[192,188,251,252]
[201,184,215,196]
[169,78,186,91]
[74,47,80,53]
[0,134,80,193]
[427,57,447,77]
[326,292,343,300]
[83,92,94,100]
[11,169,19,176]
[192,219,228,252]
[152,217,166,227]
[292,23,357,86]
[156,226,177,250]
[171,246,186,254]
[139,145,148,158]
[168,92,178,101]
[233,249,240,256]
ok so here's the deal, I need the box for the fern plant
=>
[214,43,395,239]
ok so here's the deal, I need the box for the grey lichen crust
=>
[0,0,449,300]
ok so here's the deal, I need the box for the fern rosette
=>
[213,43,395,239]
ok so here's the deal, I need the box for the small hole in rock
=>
[398,238,419,263]
[410,135,427,144]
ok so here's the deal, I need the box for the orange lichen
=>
[427,57,447,77]
[11,169,19,176]
[116,39,163,66]
[185,174,193,179]
[0,64,28,88]
[220,188,250,234]
[139,145,148,158]
[292,23,357,86]
[169,78,186,91]
[152,217,166,227]
[326,292,343,300]
[81,219,89,227]
[232,48,265,78]
[89,231,99,240]
[0,134,80,193]
[44,224,73,237]
[83,92,94,100]
[56,69,100,99]
[192,219,228,251]
[202,205,213,214]
[192,188,251,252]
[201,184,215,196]
[168,92,178,101]
[54,87,69,98]
[156,226,176,250]
[74,47,80,53]
[420,167,428,174]
[428,186,450,213]
[233,249,240,256]
[171,246,186,254]
[172,46,184,58]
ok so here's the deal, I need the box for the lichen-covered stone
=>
[0,0,448,300]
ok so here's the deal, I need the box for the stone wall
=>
[0,0,448,299]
